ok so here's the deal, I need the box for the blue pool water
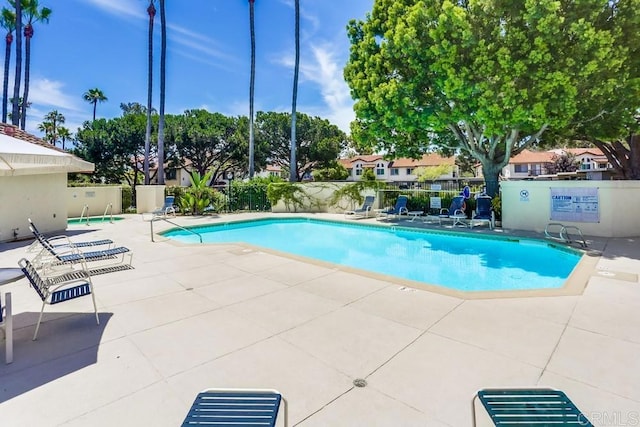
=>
[163,218,582,292]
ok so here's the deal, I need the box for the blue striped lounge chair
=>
[470,196,494,229]
[153,195,177,218]
[182,388,287,427]
[472,388,593,426]
[376,195,409,220]
[439,196,467,227]
[344,195,375,219]
[19,258,99,341]
[29,224,132,270]
[27,218,114,252]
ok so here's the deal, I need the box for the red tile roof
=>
[390,153,455,167]
[510,149,554,164]
[0,122,68,153]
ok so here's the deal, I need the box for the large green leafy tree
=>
[256,111,346,181]
[74,114,147,187]
[345,0,636,196]
[546,2,640,179]
[165,110,253,185]
[20,0,50,130]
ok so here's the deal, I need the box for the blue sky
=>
[10,0,373,137]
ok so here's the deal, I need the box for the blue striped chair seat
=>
[53,239,113,248]
[50,283,92,304]
[57,246,129,263]
[475,388,593,426]
[183,389,285,427]
[18,258,100,340]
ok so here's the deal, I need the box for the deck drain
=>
[353,378,367,388]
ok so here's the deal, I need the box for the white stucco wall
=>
[67,186,123,217]
[0,173,68,242]
[501,180,640,237]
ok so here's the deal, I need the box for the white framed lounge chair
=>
[19,258,99,341]
[439,196,467,227]
[182,388,287,427]
[470,196,494,229]
[344,195,375,219]
[153,195,177,218]
[376,195,409,220]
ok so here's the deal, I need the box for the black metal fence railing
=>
[211,184,271,212]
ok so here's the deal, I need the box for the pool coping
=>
[158,216,601,300]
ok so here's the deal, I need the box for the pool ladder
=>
[544,223,588,248]
[79,204,90,226]
[103,203,114,223]
[149,216,203,243]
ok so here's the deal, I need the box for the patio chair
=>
[439,196,467,227]
[0,292,12,363]
[470,196,494,230]
[376,195,409,220]
[153,195,177,218]
[344,195,375,219]
[27,218,114,251]
[29,224,133,272]
[472,388,593,426]
[18,258,99,341]
[182,388,288,427]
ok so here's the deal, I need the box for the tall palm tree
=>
[248,0,256,178]
[10,0,21,126]
[20,0,51,130]
[144,0,155,185]
[156,0,166,185]
[39,108,63,144]
[1,8,15,124]
[57,126,71,150]
[289,0,300,182]
[83,88,107,120]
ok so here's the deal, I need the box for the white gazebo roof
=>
[0,131,94,176]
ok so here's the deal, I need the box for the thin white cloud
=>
[84,0,146,20]
[276,44,354,132]
[28,78,83,112]
[85,0,233,63]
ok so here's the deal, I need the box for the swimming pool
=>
[162,218,582,292]
[68,216,125,225]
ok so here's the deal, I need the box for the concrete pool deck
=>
[0,213,638,426]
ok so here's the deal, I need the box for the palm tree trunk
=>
[248,0,256,178]
[144,0,155,185]
[157,0,166,185]
[2,33,12,123]
[289,0,300,182]
[92,101,97,121]
[11,0,21,126]
[20,24,32,130]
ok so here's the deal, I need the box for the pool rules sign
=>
[550,187,599,222]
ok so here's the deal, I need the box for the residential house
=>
[339,153,458,184]
[501,149,555,179]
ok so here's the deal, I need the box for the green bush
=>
[121,185,133,211]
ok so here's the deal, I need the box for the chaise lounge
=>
[182,388,287,427]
